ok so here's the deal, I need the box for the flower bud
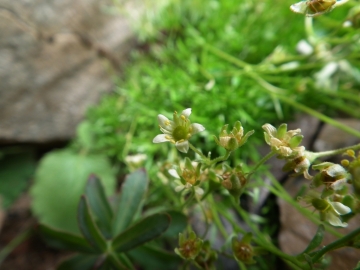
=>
[175,231,203,260]
[232,233,256,264]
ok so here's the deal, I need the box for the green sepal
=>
[289,134,303,148]
[112,213,170,252]
[57,254,100,270]
[301,225,325,254]
[38,224,95,254]
[238,130,255,147]
[85,175,113,239]
[277,124,287,139]
[184,157,193,171]
[78,196,107,252]
[113,169,149,235]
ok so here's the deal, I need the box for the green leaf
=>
[106,253,133,270]
[302,225,325,254]
[38,224,95,253]
[162,210,188,238]
[0,149,35,208]
[128,244,182,270]
[57,254,99,270]
[85,175,113,239]
[113,169,148,235]
[112,213,170,252]
[30,149,116,234]
[78,196,107,252]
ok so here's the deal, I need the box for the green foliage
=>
[30,149,116,234]
[81,0,359,168]
[0,148,35,208]
[39,171,178,270]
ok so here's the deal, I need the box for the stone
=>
[0,0,138,143]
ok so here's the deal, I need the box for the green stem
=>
[231,201,306,269]
[308,142,360,160]
[181,191,195,210]
[266,172,343,238]
[311,226,360,263]
[207,194,228,239]
[305,17,316,45]
[209,150,231,166]
[248,72,360,138]
[0,229,32,265]
[189,143,209,162]
[248,151,276,179]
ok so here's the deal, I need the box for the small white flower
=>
[153,108,205,153]
[262,123,304,158]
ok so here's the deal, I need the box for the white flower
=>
[169,168,204,196]
[153,108,205,153]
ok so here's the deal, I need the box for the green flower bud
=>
[175,231,203,260]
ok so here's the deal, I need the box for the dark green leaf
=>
[106,253,132,270]
[0,149,35,208]
[128,244,182,270]
[112,213,170,252]
[302,225,325,254]
[162,210,187,238]
[38,224,95,253]
[113,169,148,235]
[57,254,99,270]
[78,196,107,252]
[85,175,113,239]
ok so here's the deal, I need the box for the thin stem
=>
[0,229,32,265]
[308,142,360,160]
[207,194,228,239]
[311,226,360,263]
[231,201,306,269]
[209,150,231,166]
[189,143,209,162]
[248,151,276,179]
[305,17,316,45]
[181,191,195,210]
[266,172,343,238]
[248,72,360,139]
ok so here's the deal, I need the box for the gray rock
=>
[0,0,137,143]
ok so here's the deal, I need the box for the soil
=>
[0,194,71,270]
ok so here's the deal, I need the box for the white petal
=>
[333,0,349,7]
[158,114,173,131]
[191,123,205,134]
[168,169,180,179]
[175,141,189,153]
[175,185,185,192]
[262,124,277,136]
[195,187,204,196]
[153,134,170,143]
[181,108,192,118]
[296,40,313,55]
[331,202,351,215]
[326,212,347,227]
[290,2,308,14]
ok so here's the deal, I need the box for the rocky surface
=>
[0,0,137,143]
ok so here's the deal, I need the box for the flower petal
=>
[168,169,180,179]
[158,114,174,131]
[326,212,347,227]
[195,187,204,196]
[176,141,189,153]
[331,202,351,215]
[262,124,277,137]
[181,108,192,118]
[175,185,185,192]
[153,134,170,143]
[191,123,205,135]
